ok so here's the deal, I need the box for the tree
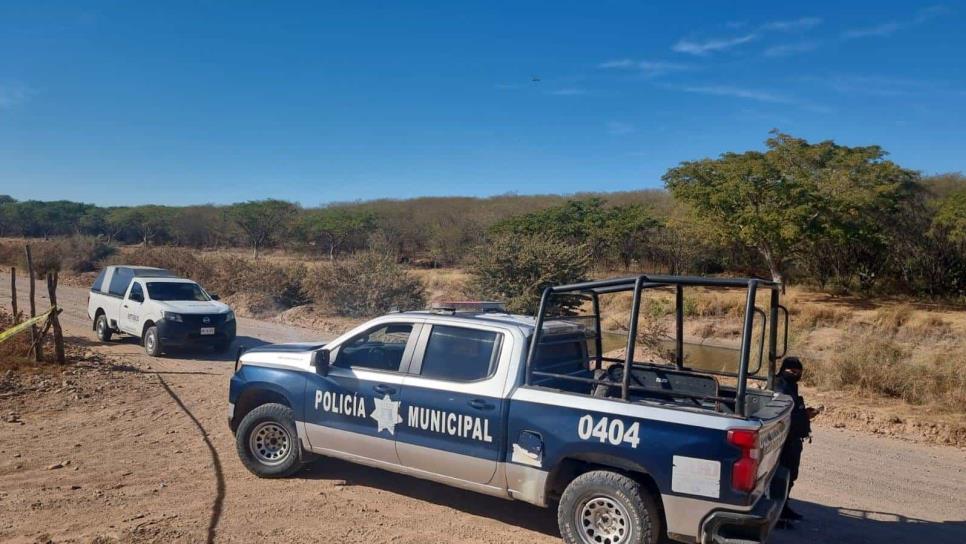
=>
[599,204,660,269]
[229,199,298,258]
[470,233,590,314]
[664,131,918,283]
[297,207,376,260]
[106,206,172,246]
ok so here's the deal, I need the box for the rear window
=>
[107,267,134,297]
[419,326,501,382]
[91,270,106,292]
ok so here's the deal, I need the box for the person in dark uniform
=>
[774,356,819,522]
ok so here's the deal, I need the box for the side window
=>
[333,323,414,372]
[108,267,134,297]
[128,282,144,303]
[91,270,107,292]
[419,326,502,382]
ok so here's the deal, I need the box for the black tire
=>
[558,470,661,544]
[235,403,303,478]
[95,314,112,342]
[143,326,163,357]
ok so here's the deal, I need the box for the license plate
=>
[200,327,215,335]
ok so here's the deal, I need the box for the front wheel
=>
[558,470,661,544]
[235,403,304,478]
[143,326,163,357]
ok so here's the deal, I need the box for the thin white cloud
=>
[843,21,902,39]
[672,16,822,56]
[761,17,823,32]
[764,41,821,57]
[681,85,793,104]
[843,5,948,39]
[606,121,636,135]
[0,83,29,110]
[547,88,587,96]
[672,33,757,55]
[598,59,636,69]
[599,59,692,77]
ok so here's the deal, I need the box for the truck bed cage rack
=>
[524,274,784,417]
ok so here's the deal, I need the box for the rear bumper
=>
[157,318,236,346]
[700,468,790,544]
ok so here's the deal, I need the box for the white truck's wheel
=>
[143,326,163,357]
[558,470,661,544]
[235,403,304,478]
[95,314,112,342]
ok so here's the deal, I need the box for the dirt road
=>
[1,280,964,543]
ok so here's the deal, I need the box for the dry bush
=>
[118,247,309,309]
[414,268,472,303]
[684,291,745,318]
[115,246,212,280]
[693,322,717,338]
[0,237,116,275]
[0,309,31,361]
[793,303,850,330]
[903,313,953,340]
[304,250,426,317]
[804,330,966,407]
[873,304,914,332]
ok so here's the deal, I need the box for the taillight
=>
[728,429,760,493]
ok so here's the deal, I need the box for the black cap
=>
[780,356,803,371]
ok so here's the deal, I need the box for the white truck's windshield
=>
[146,282,210,301]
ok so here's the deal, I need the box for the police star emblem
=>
[371,394,403,435]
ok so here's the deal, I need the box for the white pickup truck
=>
[87,265,236,356]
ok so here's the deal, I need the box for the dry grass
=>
[804,328,966,409]
[792,303,850,329]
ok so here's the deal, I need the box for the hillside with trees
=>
[2,132,965,298]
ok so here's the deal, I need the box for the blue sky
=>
[2,1,964,206]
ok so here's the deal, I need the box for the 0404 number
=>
[577,415,641,448]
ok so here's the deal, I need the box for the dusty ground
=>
[0,280,964,543]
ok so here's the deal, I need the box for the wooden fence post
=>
[24,244,42,362]
[47,271,65,363]
[9,267,17,323]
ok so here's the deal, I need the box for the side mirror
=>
[311,349,330,376]
[210,293,220,301]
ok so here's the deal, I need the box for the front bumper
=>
[700,468,790,544]
[157,318,236,346]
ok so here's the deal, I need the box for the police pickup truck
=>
[87,265,236,356]
[229,275,793,544]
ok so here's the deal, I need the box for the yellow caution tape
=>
[0,307,56,345]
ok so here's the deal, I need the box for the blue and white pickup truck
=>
[228,275,793,544]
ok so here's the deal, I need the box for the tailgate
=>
[754,395,792,493]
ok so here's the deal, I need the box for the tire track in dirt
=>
[155,373,225,544]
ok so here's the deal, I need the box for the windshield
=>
[146,282,210,301]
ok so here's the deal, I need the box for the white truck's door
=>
[118,281,144,335]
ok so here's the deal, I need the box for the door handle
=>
[468,399,494,410]
[372,384,396,395]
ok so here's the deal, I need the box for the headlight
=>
[225,311,235,323]
[163,311,183,323]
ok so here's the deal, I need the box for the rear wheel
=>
[95,314,112,342]
[143,326,163,357]
[558,470,661,544]
[235,403,303,478]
